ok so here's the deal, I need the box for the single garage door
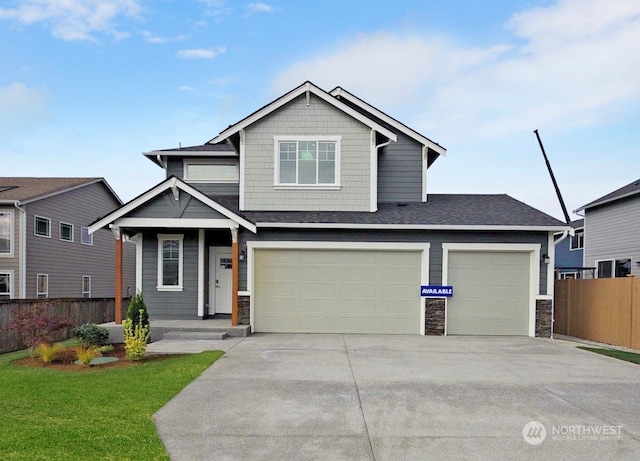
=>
[253,249,422,334]
[446,251,531,335]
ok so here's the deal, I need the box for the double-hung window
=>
[157,234,183,291]
[34,216,51,238]
[275,136,340,186]
[82,276,91,298]
[37,274,48,298]
[0,211,12,256]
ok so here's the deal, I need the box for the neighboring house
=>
[90,81,568,337]
[576,178,640,279]
[0,177,135,299]
[554,219,585,279]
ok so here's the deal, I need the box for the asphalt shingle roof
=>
[580,178,640,210]
[0,177,100,203]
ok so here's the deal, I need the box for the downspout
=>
[15,202,27,298]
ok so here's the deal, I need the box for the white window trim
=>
[273,135,342,188]
[157,234,184,291]
[81,226,93,245]
[559,272,580,280]
[569,228,584,251]
[37,274,48,298]
[0,270,13,299]
[595,257,632,278]
[82,275,91,298]
[34,215,51,238]
[59,222,74,242]
[0,210,13,257]
[183,158,239,183]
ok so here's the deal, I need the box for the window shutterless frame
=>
[157,234,184,291]
[273,135,341,188]
[0,271,12,299]
[0,211,12,256]
[34,216,51,238]
[82,276,91,298]
[37,274,48,298]
[81,227,93,245]
[60,222,74,242]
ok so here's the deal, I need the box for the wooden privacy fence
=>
[0,298,129,353]
[554,278,640,350]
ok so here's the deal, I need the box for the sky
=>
[1,0,639,221]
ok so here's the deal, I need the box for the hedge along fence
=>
[0,298,130,353]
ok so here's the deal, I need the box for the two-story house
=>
[576,178,640,278]
[90,82,568,336]
[0,177,135,299]
[554,219,585,278]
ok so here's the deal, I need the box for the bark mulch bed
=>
[14,344,181,372]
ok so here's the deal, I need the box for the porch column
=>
[113,226,123,324]
[231,227,239,326]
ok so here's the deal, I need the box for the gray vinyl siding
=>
[0,207,21,298]
[141,230,200,319]
[243,94,372,211]
[239,229,551,295]
[127,190,227,220]
[378,132,423,202]
[166,157,240,196]
[24,182,136,298]
[584,196,640,276]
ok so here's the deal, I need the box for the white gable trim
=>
[330,87,447,157]
[88,177,256,234]
[209,82,398,144]
[255,222,570,232]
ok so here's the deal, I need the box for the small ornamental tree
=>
[1,302,72,355]
[123,310,149,361]
[127,293,149,336]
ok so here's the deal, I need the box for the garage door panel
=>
[254,249,422,334]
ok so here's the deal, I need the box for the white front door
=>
[209,252,232,315]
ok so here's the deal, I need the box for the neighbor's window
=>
[37,274,48,298]
[34,216,51,238]
[0,272,11,299]
[81,227,93,245]
[157,234,183,290]
[184,160,239,182]
[0,212,11,255]
[275,136,340,186]
[570,229,584,250]
[597,258,631,278]
[82,276,91,298]
[60,222,74,242]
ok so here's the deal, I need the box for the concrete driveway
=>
[154,335,640,460]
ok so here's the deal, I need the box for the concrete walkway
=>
[154,335,640,460]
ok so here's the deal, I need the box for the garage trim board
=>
[247,241,430,335]
[442,243,541,337]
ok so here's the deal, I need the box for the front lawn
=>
[578,346,640,365]
[0,348,223,460]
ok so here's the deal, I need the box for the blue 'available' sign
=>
[420,285,453,297]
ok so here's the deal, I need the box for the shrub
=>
[1,302,72,355]
[72,323,109,347]
[75,345,102,367]
[127,293,149,339]
[123,310,149,361]
[34,343,65,363]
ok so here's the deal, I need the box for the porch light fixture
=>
[239,250,246,261]
[542,253,550,265]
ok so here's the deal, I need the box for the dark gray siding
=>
[128,190,226,220]
[25,182,136,298]
[166,157,240,196]
[377,132,423,203]
[167,158,183,178]
[141,230,200,319]
[240,229,550,295]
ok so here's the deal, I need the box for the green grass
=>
[578,347,640,365]
[0,348,223,461]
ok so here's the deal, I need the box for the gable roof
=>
[208,81,398,144]
[0,177,121,205]
[88,176,256,234]
[329,86,446,161]
[577,178,640,211]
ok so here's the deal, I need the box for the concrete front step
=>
[163,331,228,341]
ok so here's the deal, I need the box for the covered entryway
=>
[251,245,426,334]
[444,245,536,336]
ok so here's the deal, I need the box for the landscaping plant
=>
[1,302,72,355]
[75,345,102,367]
[127,292,149,334]
[34,342,65,363]
[72,323,109,346]
[123,310,149,361]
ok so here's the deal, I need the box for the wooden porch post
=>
[231,228,239,326]
[114,227,123,325]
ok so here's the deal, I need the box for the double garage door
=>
[253,248,422,334]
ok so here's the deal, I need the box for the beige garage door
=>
[253,249,422,334]
[446,251,531,335]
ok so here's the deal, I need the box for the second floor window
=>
[60,222,74,242]
[0,212,11,255]
[184,160,239,182]
[570,229,584,250]
[275,136,340,186]
[34,216,51,238]
[81,227,93,245]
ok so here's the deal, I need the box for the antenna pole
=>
[534,129,571,224]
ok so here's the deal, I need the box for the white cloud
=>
[142,31,185,44]
[0,0,141,41]
[0,83,49,134]
[247,2,273,13]
[272,0,640,144]
[177,47,227,59]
